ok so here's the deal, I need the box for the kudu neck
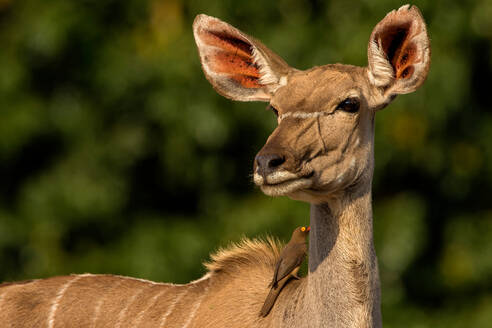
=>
[301,186,381,327]
[309,187,374,270]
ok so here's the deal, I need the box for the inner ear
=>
[377,22,416,80]
[367,5,431,98]
[194,14,293,102]
[198,29,262,89]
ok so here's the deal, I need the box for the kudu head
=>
[193,5,430,203]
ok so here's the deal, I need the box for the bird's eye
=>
[267,104,279,117]
[336,97,360,113]
[301,227,306,232]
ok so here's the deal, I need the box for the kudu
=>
[0,5,430,327]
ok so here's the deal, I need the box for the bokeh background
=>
[1,0,491,326]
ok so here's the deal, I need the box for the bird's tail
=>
[259,286,281,317]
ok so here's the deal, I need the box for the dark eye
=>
[267,104,279,117]
[336,97,360,113]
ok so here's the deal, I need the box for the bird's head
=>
[292,226,310,241]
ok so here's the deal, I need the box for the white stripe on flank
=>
[47,274,88,328]
[182,282,211,328]
[91,280,124,328]
[159,289,188,328]
[0,285,12,310]
[91,296,104,328]
[133,288,167,327]
[115,285,148,328]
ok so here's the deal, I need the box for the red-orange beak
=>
[307,226,311,232]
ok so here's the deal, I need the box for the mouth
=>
[254,171,314,196]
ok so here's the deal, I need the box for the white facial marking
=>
[278,111,330,123]
[261,178,313,196]
[253,173,264,185]
[354,137,360,147]
[335,158,357,185]
[264,170,299,185]
[335,172,345,184]
[278,90,360,123]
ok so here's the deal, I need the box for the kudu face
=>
[193,5,430,203]
[254,65,376,202]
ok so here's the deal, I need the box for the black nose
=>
[255,153,285,176]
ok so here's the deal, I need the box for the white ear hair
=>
[251,47,287,89]
[367,38,394,88]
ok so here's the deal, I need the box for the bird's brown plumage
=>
[260,226,309,317]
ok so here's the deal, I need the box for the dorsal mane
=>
[205,236,284,274]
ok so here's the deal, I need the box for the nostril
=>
[256,154,286,173]
[267,156,285,168]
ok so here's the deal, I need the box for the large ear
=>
[193,14,292,102]
[367,5,431,106]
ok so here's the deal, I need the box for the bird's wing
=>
[269,258,283,287]
[275,244,306,283]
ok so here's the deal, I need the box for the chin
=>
[258,180,335,205]
[259,178,313,197]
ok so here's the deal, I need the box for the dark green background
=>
[1,0,491,326]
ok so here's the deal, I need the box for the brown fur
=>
[0,239,288,328]
[349,259,370,305]
[0,5,430,328]
[205,237,282,274]
[260,227,308,317]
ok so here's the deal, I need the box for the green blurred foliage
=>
[0,0,491,326]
